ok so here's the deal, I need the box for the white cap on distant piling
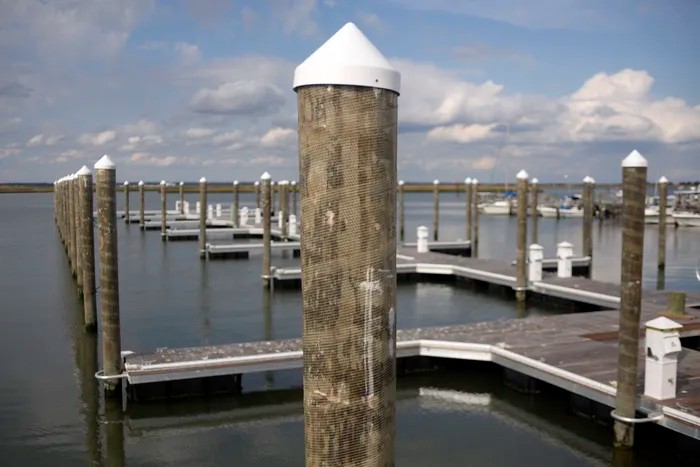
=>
[160,180,166,186]
[659,176,669,184]
[472,178,478,184]
[254,181,260,186]
[465,177,472,184]
[233,180,239,185]
[138,180,144,186]
[589,177,595,184]
[291,180,297,185]
[622,149,647,168]
[94,154,115,170]
[124,181,129,185]
[76,165,91,176]
[260,171,271,180]
[583,176,593,183]
[433,179,439,185]
[531,178,538,184]
[199,176,207,183]
[293,22,401,94]
[179,181,184,186]
[398,180,404,186]
[516,169,529,180]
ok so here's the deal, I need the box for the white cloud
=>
[260,127,296,148]
[271,0,319,36]
[357,12,382,30]
[472,156,497,171]
[78,130,116,146]
[130,152,179,166]
[175,42,201,64]
[26,133,63,147]
[427,124,497,143]
[186,127,216,139]
[190,81,285,115]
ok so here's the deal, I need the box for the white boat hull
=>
[538,206,583,218]
[673,212,700,227]
[479,202,513,215]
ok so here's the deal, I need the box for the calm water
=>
[0,192,698,466]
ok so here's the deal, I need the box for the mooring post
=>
[398,180,405,243]
[73,173,84,290]
[254,180,261,209]
[515,170,529,302]
[667,291,686,318]
[583,176,595,262]
[232,180,240,227]
[294,22,399,466]
[465,177,472,244]
[530,178,539,245]
[433,179,440,241]
[138,180,145,228]
[69,174,77,276]
[472,178,480,257]
[261,172,272,288]
[78,166,97,329]
[160,180,167,240]
[177,181,184,215]
[280,180,288,240]
[658,176,668,274]
[291,180,298,218]
[199,177,207,259]
[528,244,544,282]
[94,155,122,397]
[123,181,130,224]
[417,226,429,253]
[613,149,648,449]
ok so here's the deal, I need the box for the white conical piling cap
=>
[659,176,669,184]
[516,169,529,180]
[531,178,539,184]
[94,154,115,170]
[398,180,404,186]
[76,165,91,176]
[124,181,129,186]
[472,178,479,184]
[291,180,297,185]
[233,180,239,185]
[254,181,260,186]
[179,181,184,186]
[622,149,647,168]
[645,316,683,332]
[260,172,271,181]
[465,177,472,184]
[199,176,207,183]
[433,179,439,185]
[138,180,144,186]
[160,180,166,186]
[293,22,401,94]
[583,176,595,184]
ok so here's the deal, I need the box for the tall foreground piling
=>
[78,166,97,329]
[583,176,595,260]
[433,180,440,241]
[261,172,272,287]
[658,176,668,273]
[398,180,405,242]
[123,181,130,224]
[465,177,472,243]
[199,177,207,259]
[294,22,399,466]
[160,180,167,240]
[530,178,538,245]
[613,150,648,448]
[138,180,145,227]
[515,170,529,302]
[472,179,480,257]
[94,155,122,397]
[232,180,240,227]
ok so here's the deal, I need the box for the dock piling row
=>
[515,170,529,302]
[78,166,97,330]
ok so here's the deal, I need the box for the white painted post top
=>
[646,316,683,332]
[398,180,404,186]
[465,177,472,184]
[138,180,144,186]
[472,178,479,184]
[76,165,91,176]
[94,154,115,170]
[254,181,260,186]
[124,181,129,185]
[529,244,544,251]
[179,181,184,186]
[659,176,669,184]
[199,177,207,183]
[516,169,529,180]
[583,176,593,183]
[293,22,401,94]
[233,180,239,185]
[160,180,166,186]
[433,179,439,185]
[558,241,573,248]
[291,180,297,185]
[622,149,648,167]
[260,172,271,181]
[531,178,538,184]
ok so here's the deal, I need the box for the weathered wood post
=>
[138,180,145,227]
[667,291,686,318]
[261,172,272,288]
[199,177,207,259]
[613,149,647,448]
[658,176,668,274]
[280,180,289,239]
[232,180,240,227]
[77,166,97,329]
[294,22,399,466]
[530,178,539,245]
[69,174,77,276]
[433,179,440,241]
[398,180,405,242]
[94,155,122,397]
[123,181,130,224]
[583,176,595,262]
[291,180,298,218]
[160,180,167,240]
[254,180,261,209]
[472,178,480,257]
[515,170,529,302]
[179,181,185,215]
[73,172,84,290]
[465,177,472,244]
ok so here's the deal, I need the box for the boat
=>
[671,188,700,227]
[644,205,675,224]
[538,194,583,218]
[478,199,514,215]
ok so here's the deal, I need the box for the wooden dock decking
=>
[120,248,700,440]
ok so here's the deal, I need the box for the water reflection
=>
[104,398,125,467]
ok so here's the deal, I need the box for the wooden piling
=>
[583,176,595,261]
[77,166,97,330]
[123,181,130,224]
[232,181,240,227]
[73,173,83,290]
[530,178,538,245]
[433,179,439,241]
[261,172,271,287]
[465,178,472,244]
[179,181,185,215]
[291,180,298,218]
[69,174,77,276]
[199,177,207,259]
[613,150,647,448]
[667,291,686,318]
[160,180,167,240]
[280,181,288,239]
[515,170,529,302]
[398,180,405,243]
[94,155,122,397]
[658,176,668,273]
[255,181,261,209]
[138,180,145,227]
[295,23,399,466]
[472,179,480,258]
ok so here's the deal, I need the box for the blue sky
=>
[1,0,699,183]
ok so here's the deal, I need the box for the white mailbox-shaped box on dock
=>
[417,226,429,253]
[528,244,544,282]
[557,241,574,278]
[644,316,683,400]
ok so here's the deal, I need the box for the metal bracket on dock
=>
[95,370,128,381]
[610,410,664,424]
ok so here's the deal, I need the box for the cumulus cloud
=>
[427,124,498,143]
[78,130,117,146]
[357,12,382,30]
[175,42,201,64]
[130,152,179,166]
[190,81,285,115]
[260,127,297,148]
[186,127,215,139]
[26,133,63,147]
[472,156,497,170]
